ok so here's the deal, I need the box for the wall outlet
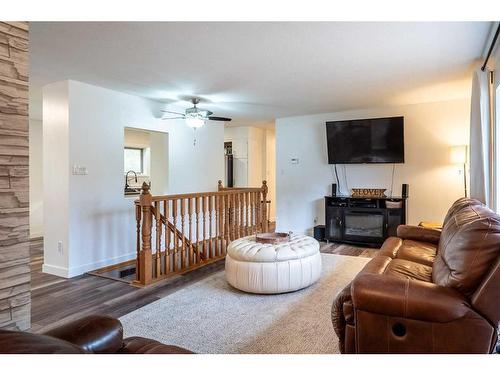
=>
[57,241,63,254]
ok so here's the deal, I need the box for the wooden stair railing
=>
[134,181,268,286]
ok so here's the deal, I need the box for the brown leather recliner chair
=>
[0,315,193,354]
[332,197,500,353]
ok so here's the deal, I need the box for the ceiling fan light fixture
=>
[185,117,205,128]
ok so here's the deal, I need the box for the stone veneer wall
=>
[0,22,30,330]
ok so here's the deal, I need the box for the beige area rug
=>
[120,254,370,354]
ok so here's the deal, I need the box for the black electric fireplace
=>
[344,209,385,243]
[325,196,407,246]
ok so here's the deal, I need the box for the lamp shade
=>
[449,145,467,164]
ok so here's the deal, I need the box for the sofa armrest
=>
[44,315,124,353]
[351,274,470,323]
[396,225,441,244]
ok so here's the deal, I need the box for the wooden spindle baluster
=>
[236,193,240,238]
[217,196,221,255]
[249,192,253,235]
[224,193,228,243]
[233,193,238,240]
[164,199,170,275]
[251,192,257,234]
[202,196,208,260]
[257,191,261,232]
[188,197,193,266]
[180,198,186,269]
[239,193,244,238]
[195,196,200,263]
[229,193,234,241]
[261,181,268,232]
[135,202,141,282]
[247,191,251,235]
[208,195,213,259]
[240,192,244,237]
[155,201,161,278]
[223,193,228,253]
[237,193,244,238]
[244,192,248,235]
[234,193,239,239]
[256,191,260,233]
[172,199,178,272]
[225,194,230,247]
[218,194,224,256]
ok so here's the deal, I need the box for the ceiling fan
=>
[161,98,232,128]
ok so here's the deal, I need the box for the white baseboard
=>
[42,263,70,278]
[42,252,137,279]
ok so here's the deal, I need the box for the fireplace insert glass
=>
[344,210,384,239]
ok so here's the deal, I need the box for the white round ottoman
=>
[225,234,322,294]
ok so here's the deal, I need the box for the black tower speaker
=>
[313,225,325,241]
[331,183,337,197]
[402,184,409,198]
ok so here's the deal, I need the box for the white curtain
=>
[469,68,495,208]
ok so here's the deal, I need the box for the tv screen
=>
[326,116,404,164]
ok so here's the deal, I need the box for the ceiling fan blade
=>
[208,116,232,122]
[162,116,186,120]
[161,110,185,115]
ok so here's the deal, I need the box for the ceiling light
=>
[185,117,205,128]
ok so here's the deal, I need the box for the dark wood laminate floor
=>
[29,237,377,333]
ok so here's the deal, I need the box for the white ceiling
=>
[30,22,491,126]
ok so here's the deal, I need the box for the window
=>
[124,147,143,174]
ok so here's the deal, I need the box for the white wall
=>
[276,99,470,235]
[264,129,276,221]
[247,127,265,187]
[43,80,224,277]
[43,81,70,272]
[29,119,43,238]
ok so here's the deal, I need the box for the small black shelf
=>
[325,196,407,247]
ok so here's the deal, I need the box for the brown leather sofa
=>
[0,315,193,354]
[332,197,500,353]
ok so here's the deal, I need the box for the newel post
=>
[261,180,268,232]
[138,182,152,285]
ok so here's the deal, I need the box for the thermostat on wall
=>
[291,158,299,164]
[72,165,88,175]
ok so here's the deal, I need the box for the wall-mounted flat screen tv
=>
[326,116,404,164]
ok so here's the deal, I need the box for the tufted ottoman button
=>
[225,234,322,294]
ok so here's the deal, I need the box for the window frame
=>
[124,147,144,174]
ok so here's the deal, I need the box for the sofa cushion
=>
[396,240,437,267]
[379,237,437,267]
[384,258,433,282]
[378,237,403,258]
[433,199,500,297]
